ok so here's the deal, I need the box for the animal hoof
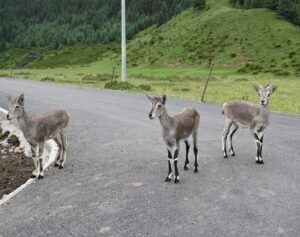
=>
[31,174,37,179]
[259,160,264,164]
[174,178,180,183]
[231,153,235,157]
[256,160,260,164]
[165,177,172,182]
[194,168,198,173]
[59,165,64,169]
[184,166,188,171]
[54,163,59,167]
[38,174,44,179]
[223,155,228,158]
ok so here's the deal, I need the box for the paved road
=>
[0,78,299,237]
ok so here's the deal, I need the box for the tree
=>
[193,0,206,9]
[0,37,5,51]
[277,0,300,25]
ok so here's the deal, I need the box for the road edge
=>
[0,107,59,206]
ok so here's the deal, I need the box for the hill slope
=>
[0,0,299,79]
[125,2,300,76]
[20,0,300,78]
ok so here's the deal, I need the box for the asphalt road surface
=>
[0,78,299,237]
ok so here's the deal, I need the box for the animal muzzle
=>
[6,114,12,120]
[260,100,266,105]
[149,111,154,120]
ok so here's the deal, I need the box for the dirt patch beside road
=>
[0,128,34,198]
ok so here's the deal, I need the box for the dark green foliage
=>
[137,84,151,91]
[230,0,300,25]
[16,53,40,68]
[105,81,136,90]
[277,0,300,25]
[193,0,206,9]
[105,81,151,91]
[0,0,197,48]
[40,77,55,82]
[0,37,5,51]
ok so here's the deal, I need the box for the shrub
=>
[105,81,151,92]
[105,81,135,90]
[193,0,206,9]
[40,77,55,82]
[138,84,151,91]
[289,51,296,58]
[274,71,290,77]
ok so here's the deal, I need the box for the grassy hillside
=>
[0,0,299,114]
[126,5,300,77]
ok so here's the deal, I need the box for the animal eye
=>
[158,104,162,108]
[15,105,20,109]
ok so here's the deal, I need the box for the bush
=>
[105,81,135,90]
[40,77,55,82]
[193,0,206,9]
[138,84,151,91]
[274,70,290,76]
[105,81,151,92]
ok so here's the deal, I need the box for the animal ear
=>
[146,94,152,101]
[18,94,24,106]
[268,85,277,94]
[253,85,262,94]
[162,95,167,104]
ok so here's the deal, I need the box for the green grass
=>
[2,67,299,114]
[0,0,299,114]
[126,6,300,76]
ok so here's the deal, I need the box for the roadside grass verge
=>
[1,66,299,114]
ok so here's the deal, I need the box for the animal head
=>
[146,95,167,120]
[7,94,25,120]
[253,84,277,106]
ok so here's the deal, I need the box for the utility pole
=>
[121,0,126,82]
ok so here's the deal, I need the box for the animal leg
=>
[38,144,45,179]
[222,119,233,158]
[31,145,39,178]
[54,136,62,167]
[258,135,264,164]
[165,149,173,182]
[184,140,190,170]
[252,131,264,164]
[59,131,67,169]
[192,131,199,173]
[228,123,239,156]
[173,148,180,183]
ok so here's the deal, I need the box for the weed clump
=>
[138,84,151,91]
[40,77,55,82]
[104,81,151,92]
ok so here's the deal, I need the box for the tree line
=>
[0,0,205,50]
[230,0,300,25]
